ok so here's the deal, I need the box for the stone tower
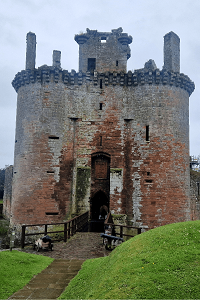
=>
[10,28,195,231]
[75,27,132,73]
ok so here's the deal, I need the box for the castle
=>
[4,28,197,231]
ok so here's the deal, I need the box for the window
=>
[145,179,153,183]
[100,79,103,89]
[116,60,118,66]
[99,103,103,110]
[88,58,96,73]
[100,136,102,146]
[49,136,59,140]
[146,125,149,142]
[101,37,107,43]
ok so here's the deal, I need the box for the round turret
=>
[9,29,196,232]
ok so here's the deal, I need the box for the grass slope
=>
[59,221,200,299]
[0,251,53,299]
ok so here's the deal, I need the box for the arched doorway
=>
[90,152,110,231]
[90,190,109,232]
[91,190,109,220]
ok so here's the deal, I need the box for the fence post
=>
[21,225,26,249]
[72,219,75,236]
[64,223,67,242]
[68,222,70,239]
[120,226,123,238]
[77,215,80,231]
[44,224,48,236]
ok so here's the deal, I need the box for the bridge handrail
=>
[21,211,89,248]
[104,212,142,239]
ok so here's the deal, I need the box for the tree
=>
[0,168,6,199]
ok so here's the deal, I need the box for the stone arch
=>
[90,190,109,220]
[90,152,110,231]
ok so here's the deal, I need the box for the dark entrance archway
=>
[90,190,109,232]
[91,190,109,220]
[90,152,110,232]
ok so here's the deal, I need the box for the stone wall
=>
[3,165,13,219]
[190,170,200,220]
[11,70,194,229]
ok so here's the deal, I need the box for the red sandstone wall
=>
[11,73,192,230]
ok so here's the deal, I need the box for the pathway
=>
[8,232,109,299]
[8,259,85,299]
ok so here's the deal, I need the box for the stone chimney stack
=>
[164,31,180,73]
[25,32,36,70]
[52,50,61,68]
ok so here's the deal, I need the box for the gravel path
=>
[18,232,110,260]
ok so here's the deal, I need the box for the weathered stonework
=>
[3,165,13,219]
[190,170,200,220]
[9,28,196,230]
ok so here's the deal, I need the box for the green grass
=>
[0,199,3,204]
[51,224,65,238]
[0,251,53,299]
[59,220,200,299]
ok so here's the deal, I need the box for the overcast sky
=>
[0,0,200,168]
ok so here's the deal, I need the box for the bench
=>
[100,233,124,250]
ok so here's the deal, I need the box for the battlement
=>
[16,29,194,96]
[75,27,132,45]
[12,66,195,96]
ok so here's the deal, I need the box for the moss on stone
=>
[112,214,127,221]
[75,167,91,213]
[110,168,122,174]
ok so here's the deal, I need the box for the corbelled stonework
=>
[12,68,194,96]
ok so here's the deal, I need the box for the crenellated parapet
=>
[12,66,195,96]
[75,27,132,45]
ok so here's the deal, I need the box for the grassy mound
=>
[0,250,53,299]
[59,220,200,299]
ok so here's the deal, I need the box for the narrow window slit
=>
[49,136,59,140]
[100,79,103,89]
[45,212,58,215]
[146,125,149,141]
[47,171,54,174]
[100,136,102,146]
[99,103,103,110]
[145,179,153,183]
[116,60,118,66]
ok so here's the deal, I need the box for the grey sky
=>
[0,0,200,168]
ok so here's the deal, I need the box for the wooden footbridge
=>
[21,211,142,249]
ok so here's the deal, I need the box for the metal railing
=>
[104,212,142,239]
[21,211,89,248]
